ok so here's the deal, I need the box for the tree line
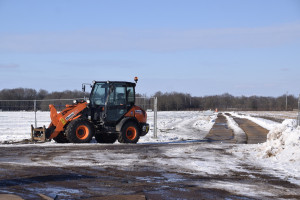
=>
[0,88,298,111]
[0,88,87,111]
[153,92,299,111]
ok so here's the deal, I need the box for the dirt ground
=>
[205,113,268,144]
[205,113,236,143]
[1,143,300,200]
[0,114,299,200]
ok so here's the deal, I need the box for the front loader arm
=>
[31,101,88,142]
[48,102,88,139]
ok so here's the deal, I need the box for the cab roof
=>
[93,81,136,86]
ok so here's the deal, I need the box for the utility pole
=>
[286,91,288,111]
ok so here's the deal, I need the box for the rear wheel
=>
[118,122,140,143]
[66,118,94,143]
[95,133,118,143]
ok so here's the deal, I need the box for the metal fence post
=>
[154,97,158,138]
[34,100,37,128]
[298,94,300,127]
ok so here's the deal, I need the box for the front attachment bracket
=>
[31,125,46,142]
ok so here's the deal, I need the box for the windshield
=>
[90,83,108,106]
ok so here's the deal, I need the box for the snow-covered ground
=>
[0,110,300,197]
[0,111,217,143]
[142,111,216,143]
[0,111,49,142]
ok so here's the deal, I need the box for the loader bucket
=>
[31,125,46,142]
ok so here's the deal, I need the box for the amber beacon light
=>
[134,77,138,83]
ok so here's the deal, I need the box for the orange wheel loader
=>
[31,77,149,143]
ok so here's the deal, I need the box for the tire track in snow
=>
[205,113,236,143]
[233,117,269,144]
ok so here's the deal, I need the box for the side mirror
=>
[82,83,92,92]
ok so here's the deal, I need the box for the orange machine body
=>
[124,105,147,123]
[48,103,146,139]
[48,102,87,139]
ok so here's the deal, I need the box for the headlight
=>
[73,100,77,104]
[86,99,90,104]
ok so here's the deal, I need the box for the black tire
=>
[66,118,94,143]
[118,122,140,143]
[45,126,55,139]
[95,133,118,143]
[53,132,69,143]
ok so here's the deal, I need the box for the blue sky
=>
[0,0,299,97]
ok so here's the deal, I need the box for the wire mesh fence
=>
[0,97,155,112]
[135,97,155,111]
[0,99,80,111]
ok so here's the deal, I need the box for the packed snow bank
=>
[224,114,246,143]
[259,119,300,162]
[235,111,297,120]
[231,112,279,130]
[246,119,300,185]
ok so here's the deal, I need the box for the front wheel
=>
[66,118,94,143]
[118,122,140,143]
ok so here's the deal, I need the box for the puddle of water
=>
[140,140,207,145]
[0,154,31,164]
[27,186,80,198]
[162,173,186,183]
[135,173,186,185]
[215,123,227,126]
[135,176,164,183]
[225,196,255,200]
[0,189,14,194]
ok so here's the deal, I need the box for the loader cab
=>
[90,81,136,123]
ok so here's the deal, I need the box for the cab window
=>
[108,85,126,105]
[127,86,134,105]
[91,83,107,106]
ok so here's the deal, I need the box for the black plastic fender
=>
[116,117,139,132]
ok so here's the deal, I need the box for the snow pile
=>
[260,119,300,162]
[193,115,216,132]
